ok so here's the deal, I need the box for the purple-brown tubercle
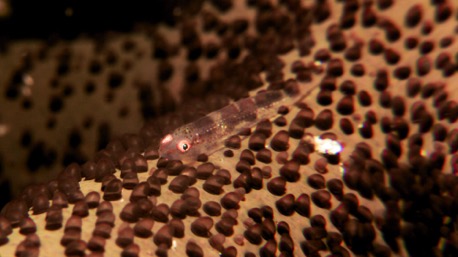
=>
[0,1,457,257]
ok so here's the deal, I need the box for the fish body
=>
[158,82,317,162]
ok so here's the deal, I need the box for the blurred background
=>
[0,0,193,209]
[0,0,257,210]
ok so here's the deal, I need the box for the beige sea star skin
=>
[1,0,458,257]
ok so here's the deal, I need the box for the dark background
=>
[0,0,183,39]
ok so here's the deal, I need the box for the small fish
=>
[158,82,318,162]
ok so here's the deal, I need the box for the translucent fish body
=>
[158,85,316,162]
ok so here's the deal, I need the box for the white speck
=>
[314,137,342,155]
[172,240,177,250]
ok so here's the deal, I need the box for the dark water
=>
[0,0,182,39]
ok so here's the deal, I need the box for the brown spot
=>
[191,217,214,237]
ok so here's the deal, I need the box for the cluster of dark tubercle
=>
[1,0,458,257]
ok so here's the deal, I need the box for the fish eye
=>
[177,139,191,153]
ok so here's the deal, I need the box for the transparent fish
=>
[158,83,318,162]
